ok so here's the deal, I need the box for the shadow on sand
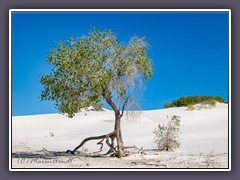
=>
[12,150,116,159]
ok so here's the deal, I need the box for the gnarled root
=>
[67,131,117,155]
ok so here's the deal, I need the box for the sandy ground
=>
[11,103,229,169]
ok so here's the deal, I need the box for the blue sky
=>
[12,11,229,116]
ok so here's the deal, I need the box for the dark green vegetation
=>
[40,27,153,158]
[164,96,226,108]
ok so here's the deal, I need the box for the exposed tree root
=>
[105,137,117,155]
[67,131,117,155]
[92,139,104,154]
[66,93,131,158]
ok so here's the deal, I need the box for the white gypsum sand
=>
[11,103,228,169]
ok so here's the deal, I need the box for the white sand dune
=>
[11,103,229,169]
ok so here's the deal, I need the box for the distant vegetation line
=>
[164,95,227,108]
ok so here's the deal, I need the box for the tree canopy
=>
[40,27,153,118]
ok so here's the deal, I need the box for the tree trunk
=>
[103,89,125,158]
[67,90,126,158]
[114,111,124,158]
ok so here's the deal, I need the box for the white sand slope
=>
[11,103,229,169]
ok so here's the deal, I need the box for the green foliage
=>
[163,103,171,108]
[40,26,153,118]
[163,95,226,108]
[153,115,181,151]
[187,104,195,111]
[80,146,90,156]
[201,99,216,107]
[198,99,216,109]
[213,96,225,103]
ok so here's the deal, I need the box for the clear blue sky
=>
[12,11,229,116]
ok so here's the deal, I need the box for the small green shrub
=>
[187,104,195,111]
[202,99,216,107]
[153,115,181,151]
[80,146,90,156]
[164,103,171,108]
[199,99,216,109]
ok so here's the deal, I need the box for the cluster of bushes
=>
[164,95,226,108]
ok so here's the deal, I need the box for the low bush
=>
[187,104,195,111]
[202,99,216,107]
[164,103,172,108]
[153,115,181,151]
[198,99,216,110]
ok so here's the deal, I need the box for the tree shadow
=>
[12,151,73,159]
[12,150,112,159]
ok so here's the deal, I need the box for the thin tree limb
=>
[120,96,130,117]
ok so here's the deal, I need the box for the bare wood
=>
[120,96,130,117]
[67,131,116,155]
[105,136,117,154]
[92,139,104,154]
[103,89,119,114]
[68,86,126,158]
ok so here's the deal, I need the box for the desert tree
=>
[40,27,153,158]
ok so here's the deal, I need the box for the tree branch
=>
[102,88,119,114]
[120,96,130,117]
